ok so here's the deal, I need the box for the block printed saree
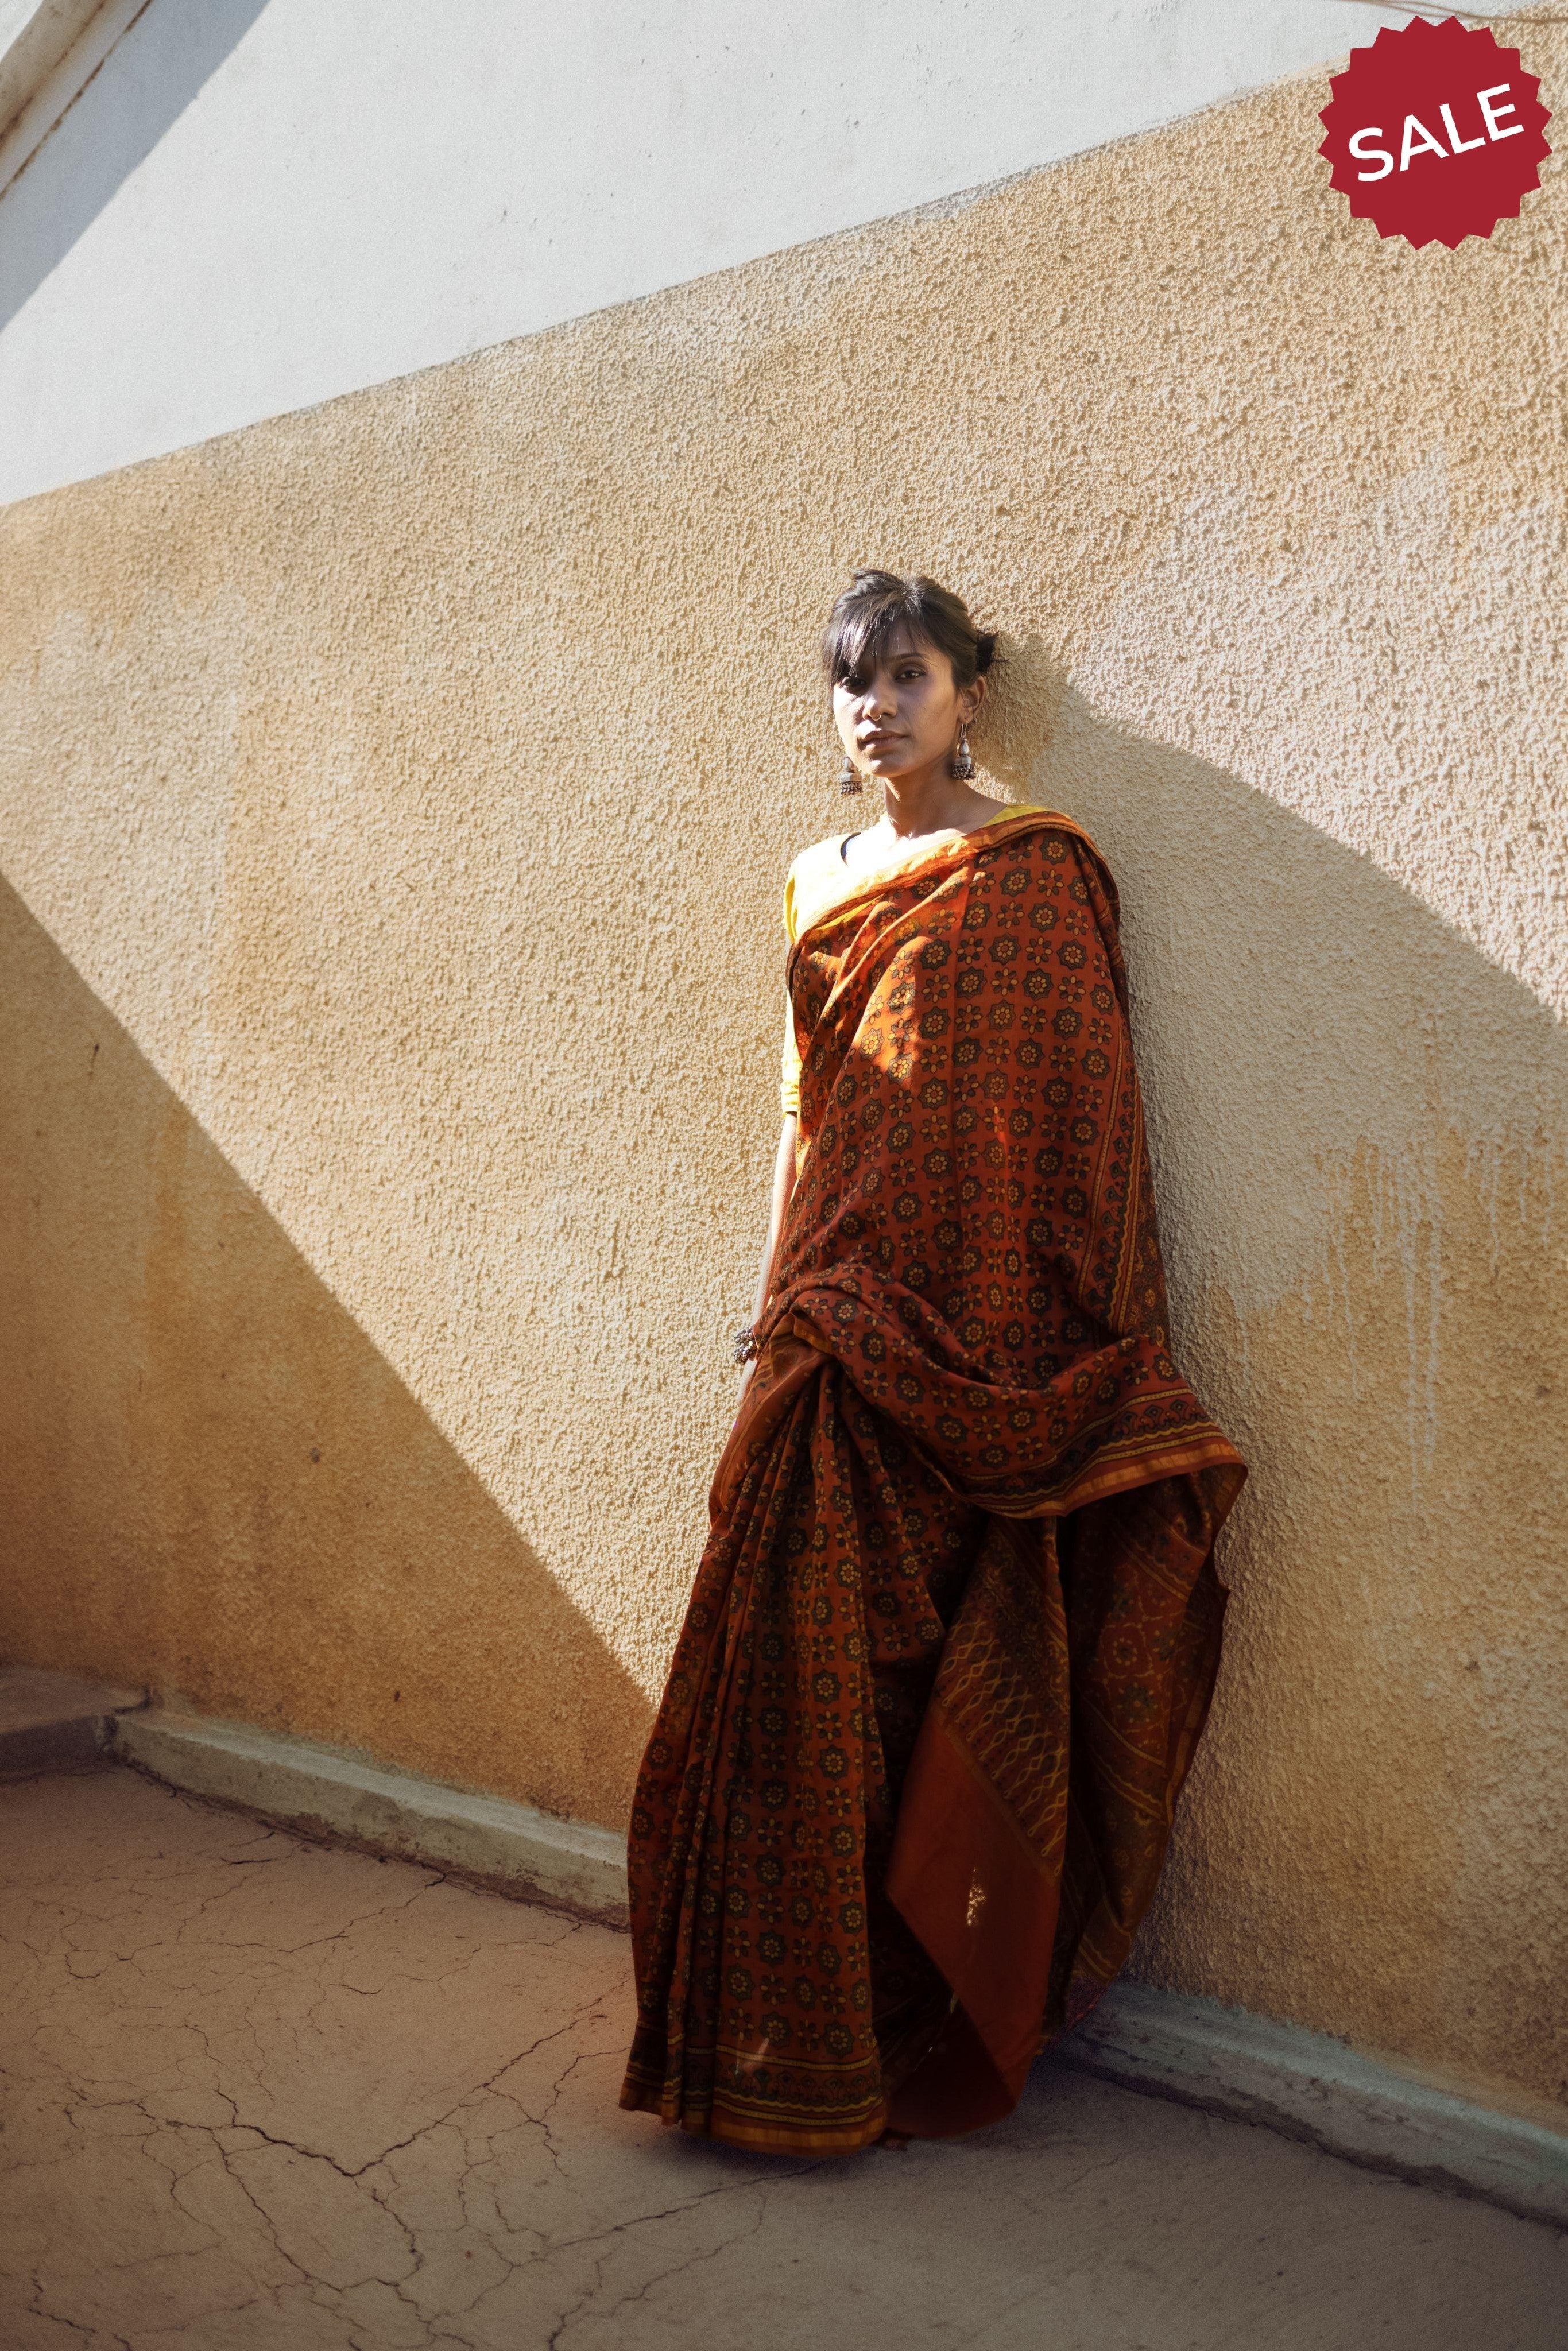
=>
[620,810,1245,2152]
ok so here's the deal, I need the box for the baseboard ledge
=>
[1054,1984,1568,2231]
[0,1664,148,1777]
[113,1709,629,1926]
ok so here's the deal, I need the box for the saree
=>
[620,809,1245,2153]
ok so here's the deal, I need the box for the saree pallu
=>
[620,810,1245,2153]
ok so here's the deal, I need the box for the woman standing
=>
[620,571,1245,2153]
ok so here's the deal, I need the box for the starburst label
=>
[1319,13,1550,250]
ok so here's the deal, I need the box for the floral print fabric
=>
[620,812,1245,2152]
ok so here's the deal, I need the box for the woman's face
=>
[833,626,981,784]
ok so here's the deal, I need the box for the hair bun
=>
[975,630,998,675]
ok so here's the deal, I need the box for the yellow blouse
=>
[779,805,1028,1115]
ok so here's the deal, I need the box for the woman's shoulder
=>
[782,829,854,943]
[786,828,853,882]
[999,800,1104,857]
[991,798,1066,827]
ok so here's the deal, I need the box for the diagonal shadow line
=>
[0,872,648,1834]
[0,0,270,335]
[1335,2,1568,26]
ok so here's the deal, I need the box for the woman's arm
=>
[738,1115,797,1395]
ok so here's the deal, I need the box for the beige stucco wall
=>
[2,47,1564,2108]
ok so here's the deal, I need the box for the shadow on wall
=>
[0,0,270,333]
[0,875,650,1833]
[982,641,1566,2083]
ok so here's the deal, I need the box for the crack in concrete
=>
[28,2269,133,2349]
[553,2175,786,2348]
[172,2138,309,2286]
[497,2152,830,2346]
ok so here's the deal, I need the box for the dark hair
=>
[822,570,998,692]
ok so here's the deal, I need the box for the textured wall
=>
[2,44,1564,2105]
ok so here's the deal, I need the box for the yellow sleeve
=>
[780,998,802,1118]
[780,859,802,1117]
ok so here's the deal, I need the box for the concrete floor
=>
[2,1769,1562,2351]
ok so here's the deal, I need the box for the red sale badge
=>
[1319,13,1551,249]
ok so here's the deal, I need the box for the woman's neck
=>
[874,764,998,840]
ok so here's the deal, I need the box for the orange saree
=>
[620,810,1245,2153]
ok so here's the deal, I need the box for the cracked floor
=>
[2,1769,1563,2351]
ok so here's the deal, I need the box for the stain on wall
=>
[1,46,1563,2103]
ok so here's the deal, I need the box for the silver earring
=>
[838,752,863,796]
[949,725,975,781]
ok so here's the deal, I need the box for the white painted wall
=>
[1,0,1407,503]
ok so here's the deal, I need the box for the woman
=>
[620,571,1245,2154]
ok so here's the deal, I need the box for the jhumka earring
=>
[838,750,864,796]
[949,725,975,781]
